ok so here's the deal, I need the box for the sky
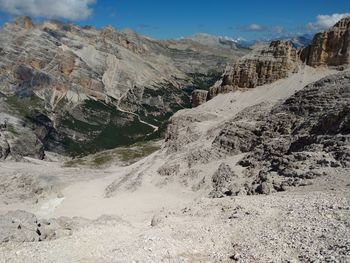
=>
[0,0,349,40]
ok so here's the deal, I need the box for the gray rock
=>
[255,182,271,195]
[0,210,39,243]
[210,163,238,198]
[191,89,209,107]
[0,113,44,160]
[209,40,299,99]
[0,210,89,243]
[213,71,350,194]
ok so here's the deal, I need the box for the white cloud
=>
[247,23,263,31]
[0,0,96,20]
[306,13,350,30]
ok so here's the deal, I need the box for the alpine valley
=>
[0,14,349,263]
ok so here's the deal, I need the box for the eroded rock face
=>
[191,90,208,107]
[209,41,299,99]
[301,17,350,67]
[213,72,350,194]
[0,113,44,160]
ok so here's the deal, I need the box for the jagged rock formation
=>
[0,17,248,158]
[188,17,349,107]
[213,71,350,194]
[191,90,208,107]
[209,40,299,99]
[301,17,350,67]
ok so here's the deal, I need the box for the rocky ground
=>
[0,66,349,262]
[0,168,348,262]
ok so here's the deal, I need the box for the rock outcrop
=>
[191,90,208,107]
[209,163,238,198]
[0,210,89,243]
[213,71,350,194]
[209,41,299,99]
[301,17,350,67]
[0,113,44,160]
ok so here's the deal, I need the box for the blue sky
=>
[0,0,349,40]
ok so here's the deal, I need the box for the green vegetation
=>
[5,95,45,118]
[63,140,160,169]
[3,82,192,158]
[59,99,154,156]
[188,70,222,91]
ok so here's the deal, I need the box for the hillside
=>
[0,17,248,157]
[0,16,349,263]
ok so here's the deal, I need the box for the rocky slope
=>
[0,17,248,159]
[0,18,349,263]
[213,71,350,195]
[301,17,350,67]
[105,66,340,197]
[140,19,350,198]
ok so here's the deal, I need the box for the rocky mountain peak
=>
[301,16,350,67]
[334,16,350,30]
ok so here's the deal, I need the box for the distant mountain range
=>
[183,32,314,49]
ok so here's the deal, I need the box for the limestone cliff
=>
[301,17,350,67]
[209,41,299,99]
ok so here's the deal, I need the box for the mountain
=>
[288,34,314,48]
[209,40,299,99]
[0,17,248,159]
[182,33,241,50]
[301,17,350,66]
[192,18,350,106]
[238,33,314,49]
[108,17,350,197]
[0,16,349,263]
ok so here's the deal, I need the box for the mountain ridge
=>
[0,16,248,158]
